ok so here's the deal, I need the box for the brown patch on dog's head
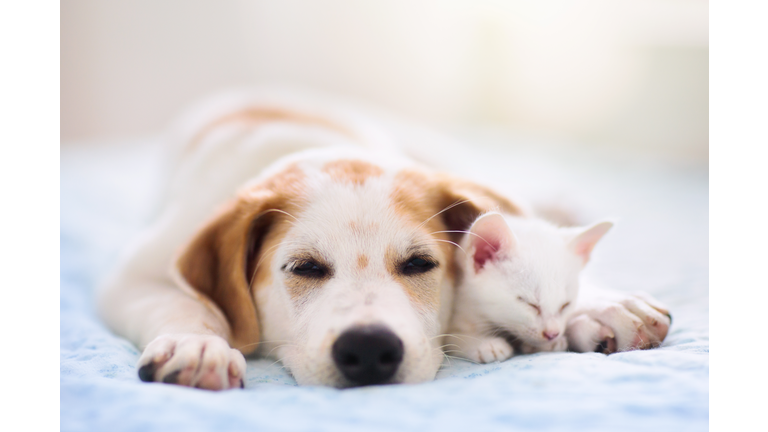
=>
[357,254,369,270]
[174,164,306,354]
[323,159,384,186]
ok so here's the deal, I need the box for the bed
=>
[61,133,708,431]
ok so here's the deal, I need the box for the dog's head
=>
[174,155,521,387]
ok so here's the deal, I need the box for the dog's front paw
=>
[137,334,247,390]
[566,293,671,354]
[465,337,514,364]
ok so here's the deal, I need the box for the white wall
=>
[61,0,708,163]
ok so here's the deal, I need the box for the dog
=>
[97,90,529,389]
[98,90,670,390]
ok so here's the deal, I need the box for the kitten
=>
[447,212,613,363]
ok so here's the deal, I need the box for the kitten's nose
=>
[543,330,560,341]
[332,325,404,386]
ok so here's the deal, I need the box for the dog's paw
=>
[566,293,671,354]
[137,334,247,390]
[465,337,514,364]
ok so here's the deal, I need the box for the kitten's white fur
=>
[447,212,612,363]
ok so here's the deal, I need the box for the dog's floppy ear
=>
[173,168,302,354]
[392,169,524,243]
[432,174,525,242]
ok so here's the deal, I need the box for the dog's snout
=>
[332,325,404,386]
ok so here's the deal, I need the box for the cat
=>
[446,212,613,363]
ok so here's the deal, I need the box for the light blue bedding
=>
[61,138,708,431]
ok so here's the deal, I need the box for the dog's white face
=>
[264,169,445,386]
[175,155,521,387]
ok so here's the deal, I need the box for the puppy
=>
[97,91,525,389]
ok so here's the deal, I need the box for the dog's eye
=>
[291,260,327,278]
[401,256,437,276]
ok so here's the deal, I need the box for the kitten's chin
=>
[515,336,568,354]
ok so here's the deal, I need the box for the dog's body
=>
[98,91,670,390]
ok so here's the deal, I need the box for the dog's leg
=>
[98,279,247,390]
[565,283,671,354]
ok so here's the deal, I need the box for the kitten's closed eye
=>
[518,296,541,315]
[560,302,571,313]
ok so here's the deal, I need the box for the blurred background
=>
[61,0,708,166]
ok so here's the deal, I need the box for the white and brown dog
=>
[97,91,669,390]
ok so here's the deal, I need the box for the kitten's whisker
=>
[417,197,489,231]
[428,230,499,252]
[432,239,467,255]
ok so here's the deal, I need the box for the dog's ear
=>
[392,170,524,244]
[173,168,303,354]
[432,174,525,243]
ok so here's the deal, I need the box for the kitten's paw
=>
[566,293,671,354]
[137,334,246,390]
[467,337,514,363]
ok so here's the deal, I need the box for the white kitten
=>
[447,212,612,363]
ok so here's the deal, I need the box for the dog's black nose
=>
[332,325,404,386]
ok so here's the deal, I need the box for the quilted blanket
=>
[61,135,708,431]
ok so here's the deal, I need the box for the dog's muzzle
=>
[332,325,404,386]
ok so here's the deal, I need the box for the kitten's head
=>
[458,212,612,348]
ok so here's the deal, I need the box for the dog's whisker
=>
[256,208,301,224]
[438,343,461,350]
[248,239,301,288]
[235,338,294,351]
[443,353,453,368]
[429,333,461,341]
[263,343,299,360]
[264,356,290,370]
[443,354,480,365]
[442,333,486,343]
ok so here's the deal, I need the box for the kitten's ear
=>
[566,221,613,266]
[467,212,516,273]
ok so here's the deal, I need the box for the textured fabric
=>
[61,137,708,432]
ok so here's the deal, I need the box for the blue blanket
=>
[61,139,708,431]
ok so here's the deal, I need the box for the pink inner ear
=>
[474,236,501,273]
[573,242,594,263]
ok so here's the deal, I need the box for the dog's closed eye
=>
[284,259,329,279]
[400,256,438,276]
